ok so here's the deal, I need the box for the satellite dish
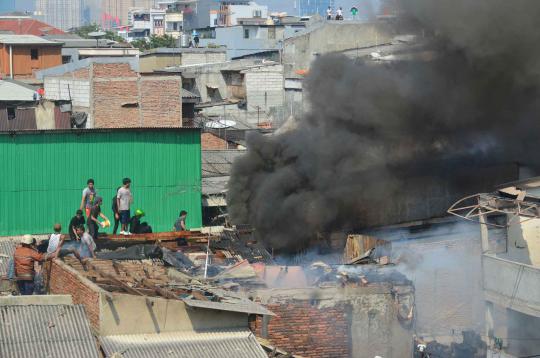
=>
[205,120,236,129]
[88,31,106,38]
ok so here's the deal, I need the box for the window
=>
[173,22,178,31]
[30,48,38,60]
[244,28,250,39]
[253,10,262,18]
[7,107,15,120]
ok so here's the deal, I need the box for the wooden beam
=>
[87,261,145,296]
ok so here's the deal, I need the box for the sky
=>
[259,0,381,16]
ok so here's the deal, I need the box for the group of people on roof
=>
[10,177,190,295]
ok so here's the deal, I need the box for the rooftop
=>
[140,47,227,57]
[99,329,267,358]
[0,80,37,102]
[0,34,62,45]
[0,19,65,36]
[0,304,100,358]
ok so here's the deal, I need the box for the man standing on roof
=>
[174,210,188,231]
[75,226,96,260]
[14,235,56,295]
[80,179,96,218]
[117,178,133,235]
[336,7,344,20]
[326,6,333,20]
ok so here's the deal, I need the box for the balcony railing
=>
[483,254,540,317]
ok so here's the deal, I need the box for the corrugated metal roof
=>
[182,298,274,316]
[202,150,245,178]
[0,130,202,235]
[0,80,36,101]
[0,239,17,277]
[0,305,100,358]
[202,175,229,195]
[0,34,63,45]
[100,329,267,358]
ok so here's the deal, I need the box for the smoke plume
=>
[228,0,540,252]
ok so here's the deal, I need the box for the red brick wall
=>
[93,63,137,78]
[90,63,182,128]
[72,68,90,79]
[201,132,229,150]
[93,79,140,128]
[48,260,101,330]
[250,301,351,358]
[140,77,182,127]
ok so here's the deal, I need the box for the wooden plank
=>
[87,261,145,296]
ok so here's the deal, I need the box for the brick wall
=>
[140,77,182,127]
[90,63,182,128]
[250,301,350,358]
[48,260,101,330]
[93,78,140,127]
[201,132,229,150]
[93,63,137,78]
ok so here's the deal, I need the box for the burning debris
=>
[227,0,540,252]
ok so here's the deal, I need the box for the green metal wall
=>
[0,129,202,236]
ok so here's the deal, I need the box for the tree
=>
[130,34,177,51]
[72,23,125,43]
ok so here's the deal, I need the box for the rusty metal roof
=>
[99,329,267,358]
[0,304,100,358]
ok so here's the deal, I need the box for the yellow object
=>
[102,220,111,228]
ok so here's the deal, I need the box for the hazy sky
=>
[259,0,381,16]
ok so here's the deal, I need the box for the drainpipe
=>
[9,45,13,79]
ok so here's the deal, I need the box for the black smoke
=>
[227,0,540,252]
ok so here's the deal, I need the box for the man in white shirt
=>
[117,177,133,235]
[47,223,64,254]
[326,6,333,20]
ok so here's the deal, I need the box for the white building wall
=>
[228,3,268,26]
[244,64,284,111]
[182,52,227,66]
[44,77,90,108]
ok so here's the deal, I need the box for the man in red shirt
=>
[14,235,56,295]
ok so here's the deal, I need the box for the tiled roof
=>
[0,19,65,36]
[0,305,100,358]
[100,329,267,358]
[202,150,245,178]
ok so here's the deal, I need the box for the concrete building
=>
[452,178,540,357]
[43,34,139,63]
[217,1,268,27]
[139,47,226,72]
[117,7,166,42]
[158,0,200,31]
[126,7,166,37]
[198,22,305,60]
[165,59,285,127]
[164,10,183,38]
[100,0,159,27]
[0,34,62,79]
[37,58,183,128]
[35,0,83,30]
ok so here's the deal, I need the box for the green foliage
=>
[72,23,125,43]
[130,34,177,51]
